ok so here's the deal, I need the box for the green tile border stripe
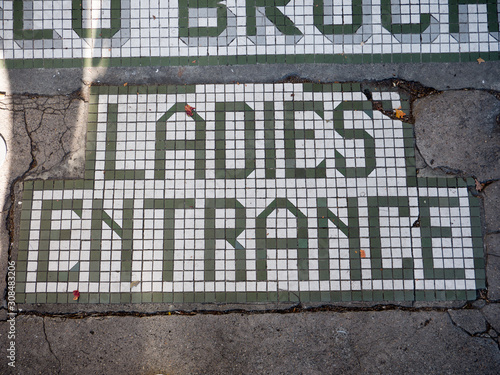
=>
[2,52,500,70]
[14,83,486,304]
[15,289,478,304]
[5,0,499,69]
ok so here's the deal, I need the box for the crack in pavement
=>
[43,317,63,375]
[446,310,500,351]
[8,300,500,318]
[1,82,498,322]
[359,80,491,183]
[3,108,39,305]
[361,78,440,124]
[2,92,87,307]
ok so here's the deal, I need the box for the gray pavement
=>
[1,310,500,374]
[0,63,499,373]
[2,2,500,372]
[3,61,500,96]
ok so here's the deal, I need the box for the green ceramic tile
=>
[15,83,486,305]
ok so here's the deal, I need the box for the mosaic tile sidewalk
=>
[14,83,484,304]
[0,0,499,68]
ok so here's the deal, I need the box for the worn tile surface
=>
[14,83,484,304]
[0,0,499,67]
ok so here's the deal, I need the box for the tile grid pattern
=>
[15,83,485,304]
[0,0,499,68]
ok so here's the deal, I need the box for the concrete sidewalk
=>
[0,65,498,375]
[1,1,500,373]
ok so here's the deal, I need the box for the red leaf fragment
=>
[185,104,195,117]
[73,290,80,300]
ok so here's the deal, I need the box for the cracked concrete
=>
[0,92,88,310]
[448,309,488,336]
[413,90,500,182]
[482,181,500,301]
[482,303,500,335]
[0,74,499,373]
[447,308,500,353]
[4,61,500,96]
[2,310,500,374]
[42,317,63,374]
[9,92,88,181]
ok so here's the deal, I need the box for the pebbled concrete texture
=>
[483,181,500,301]
[1,311,500,375]
[448,309,487,335]
[486,234,500,258]
[413,90,500,182]
[482,304,500,333]
[487,254,500,301]
[2,61,500,96]
[483,181,500,234]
